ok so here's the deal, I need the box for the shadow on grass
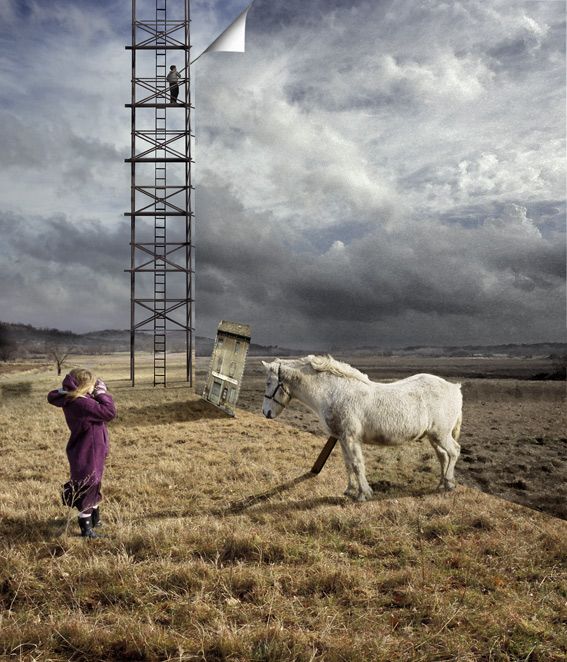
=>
[1,382,32,399]
[0,515,72,542]
[368,479,439,499]
[142,507,200,521]
[210,474,440,517]
[211,472,318,516]
[234,495,350,516]
[116,398,229,426]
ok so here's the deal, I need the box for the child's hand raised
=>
[93,378,107,396]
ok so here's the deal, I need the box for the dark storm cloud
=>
[0,210,129,331]
[247,0,379,33]
[193,180,565,345]
[0,212,128,272]
[486,14,566,77]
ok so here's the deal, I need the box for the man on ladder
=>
[167,65,181,104]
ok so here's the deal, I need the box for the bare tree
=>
[46,345,72,376]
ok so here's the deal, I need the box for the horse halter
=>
[264,364,291,407]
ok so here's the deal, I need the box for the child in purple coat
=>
[48,368,116,538]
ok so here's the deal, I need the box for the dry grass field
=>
[0,354,565,661]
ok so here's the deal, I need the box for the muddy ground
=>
[200,355,566,520]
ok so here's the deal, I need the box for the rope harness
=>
[264,364,291,408]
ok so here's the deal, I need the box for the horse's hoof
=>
[344,488,358,499]
[355,489,373,502]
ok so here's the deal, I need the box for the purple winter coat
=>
[48,374,116,489]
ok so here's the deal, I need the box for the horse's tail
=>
[452,411,462,442]
[449,382,463,442]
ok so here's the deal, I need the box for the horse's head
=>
[261,360,292,419]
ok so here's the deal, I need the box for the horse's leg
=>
[428,434,449,491]
[338,437,358,498]
[428,434,460,491]
[340,435,373,502]
[349,438,373,502]
[439,434,461,490]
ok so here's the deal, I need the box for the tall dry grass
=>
[0,355,565,661]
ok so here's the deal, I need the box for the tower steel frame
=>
[126,0,194,387]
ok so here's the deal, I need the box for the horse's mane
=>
[300,355,372,384]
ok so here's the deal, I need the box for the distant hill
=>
[0,321,564,360]
[0,322,305,358]
[341,342,567,359]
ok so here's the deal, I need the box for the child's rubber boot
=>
[78,516,99,539]
[91,507,102,528]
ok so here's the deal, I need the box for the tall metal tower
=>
[126,0,194,387]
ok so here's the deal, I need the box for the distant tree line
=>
[0,324,17,361]
[0,321,209,363]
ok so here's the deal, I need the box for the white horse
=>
[262,355,462,501]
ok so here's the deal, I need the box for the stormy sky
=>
[0,0,565,349]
